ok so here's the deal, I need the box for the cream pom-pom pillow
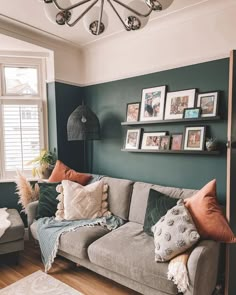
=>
[55,180,110,221]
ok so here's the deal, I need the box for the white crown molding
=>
[0,50,50,58]
[0,15,81,51]
[54,79,84,87]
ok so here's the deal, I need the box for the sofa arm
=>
[26,201,39,228]
[186,240,220,295]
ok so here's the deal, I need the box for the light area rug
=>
[0,270,84,295]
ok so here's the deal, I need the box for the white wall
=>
[0,18,83,85]
[82,0,236,85]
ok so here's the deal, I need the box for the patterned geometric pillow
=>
[55,180,110,221]
[152,199,200,262]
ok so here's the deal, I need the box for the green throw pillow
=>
[36,182,60,220]
[143,189,178,236]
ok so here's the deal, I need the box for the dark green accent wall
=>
[47,82,58,156]
[0,59,229,225]
[48,81,85,172]
[84,59,229,203]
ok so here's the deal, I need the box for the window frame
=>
[0,57,48,180]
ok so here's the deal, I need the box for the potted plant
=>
[28,149,57,179]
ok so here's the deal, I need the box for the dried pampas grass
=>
[15,170,40,213]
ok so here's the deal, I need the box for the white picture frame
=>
[164,89,196,120]
[124,129,142,150]
[140,86,166,121]
[141,131,167,150]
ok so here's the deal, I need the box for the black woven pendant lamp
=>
[67,104,100,172]
[67,105,100,141]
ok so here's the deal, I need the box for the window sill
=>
[0,177,40,184]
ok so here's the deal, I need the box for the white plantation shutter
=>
[1,101,43,178]
[0,61,46,180]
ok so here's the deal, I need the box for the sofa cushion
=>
[88,222,177,294]
[36,182,60,220]
[185,179,236,243]
[152,200,200,262]
[143,189,178,236]
[0,209,24,244]
[49,160,92,185]
[60,180,110,221]
[30,221,109,259]
[102,177,134,220]
[59,226,109,259]
[129,182,198,224]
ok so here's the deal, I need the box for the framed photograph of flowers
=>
[197,91,219,117]
[140,86,167,121]
[124,129,142,150]
[164,89,196,120]
[184,126,206,151]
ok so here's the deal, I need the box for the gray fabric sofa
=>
[27,176,220,295]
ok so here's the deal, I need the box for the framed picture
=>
[183,107,201,119]
[184,126,206,151]
[164,89,196,120]
[197,91,219,117]
[140,86,166,121]
[141,131,167,150]
[171,133,183,150]
[124,129,142,150]
[126,102,140,122]
[159,136,170,150]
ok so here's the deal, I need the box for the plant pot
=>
[40,166,54,179]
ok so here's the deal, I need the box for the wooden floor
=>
[0,241,140,295]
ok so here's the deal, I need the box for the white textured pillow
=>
[56,180,110,221]
[152,199,200,262]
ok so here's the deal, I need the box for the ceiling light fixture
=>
[40,0,174,36]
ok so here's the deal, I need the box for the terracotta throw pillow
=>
[48,160,92,185]
[184,179,236,243]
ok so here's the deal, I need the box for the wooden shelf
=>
[121,116,221,126]
[121,149,221,155]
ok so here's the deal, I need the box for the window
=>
[0,58,47,179]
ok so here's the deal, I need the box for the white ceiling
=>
[0,0,208,47]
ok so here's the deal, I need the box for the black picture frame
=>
[164,88,196,120]
[124,128,142,150]
[126,102,140,122]
[159,136,171,150]
[140,85,167,121]
[183,107,201,119]
[184,126,206,151]
[197,91,219,118]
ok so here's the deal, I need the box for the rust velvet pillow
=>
[48,160,92,186]
[184,179,236,243]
